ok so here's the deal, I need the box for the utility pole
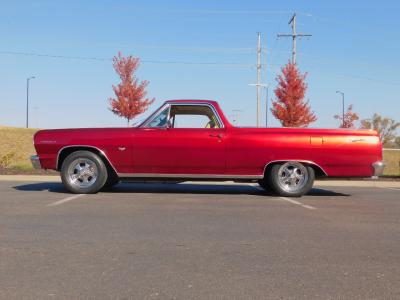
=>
[256,32,261,127]
[26,76,35,128]
[277,13,312,64]
[249,83,267,126]
[249,33,263,127]
[264,86,269,127]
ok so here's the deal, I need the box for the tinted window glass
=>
[147,107,169,128]
[170,105,220,128]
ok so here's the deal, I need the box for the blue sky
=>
[0,0,399,128]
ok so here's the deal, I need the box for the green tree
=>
[360,113,400,146]
[395,136,400,149]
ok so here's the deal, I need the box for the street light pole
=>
[26,76,35,128]
[336,91,345,127]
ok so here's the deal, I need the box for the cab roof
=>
[165,99,218,105]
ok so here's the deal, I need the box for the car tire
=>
[61,150,108,194]
[267,161,314,197]
[257,179,269,190]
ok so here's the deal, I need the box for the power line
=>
[134,8,313,16]
[128,45,254,53]
[0,51,110,61]
[0,50,255,67]
[1,50,397,86]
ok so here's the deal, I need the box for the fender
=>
[263,160,328,176]
[56,145,118,174]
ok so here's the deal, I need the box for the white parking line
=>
[379,187,400,192]
[47,194,85,207]
[279,197,316,210]
[251,185,317,210]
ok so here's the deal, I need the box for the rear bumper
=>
[30,155,42,169]
[372,161,385,177]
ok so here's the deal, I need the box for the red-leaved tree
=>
[109,52,154,126]
[334,105,359,128]
[271,61,317,127]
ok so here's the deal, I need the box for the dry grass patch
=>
[383,149,400,176]
[0,126,38,169]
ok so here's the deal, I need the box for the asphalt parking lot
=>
[0,180,399,299]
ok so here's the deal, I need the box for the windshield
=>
[146,106,169,128]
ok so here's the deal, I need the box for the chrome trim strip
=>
[263,160,328,176]
[56,145,118,174]
[117,173,263,179]
[140,102,225,129]
[30,155,41,169]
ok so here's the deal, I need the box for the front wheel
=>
[61,151,108,194]
[267,162,314,197]
[257,179,269,191]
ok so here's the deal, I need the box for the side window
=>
[173,115,211,128]
[146,107,169,128]
[170,105,221,129]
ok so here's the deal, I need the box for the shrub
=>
[0,151,16,168]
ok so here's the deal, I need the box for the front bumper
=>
[372,161,385,177]
[30,155,42,169]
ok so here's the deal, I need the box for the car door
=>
[131,103,226,175]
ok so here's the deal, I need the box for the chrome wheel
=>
[67,158,98,188]
[276,162,308,193]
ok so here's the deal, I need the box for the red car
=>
[31,100,384,197]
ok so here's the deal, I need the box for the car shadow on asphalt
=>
[13,182,349,197]
[13,182,67,193]
[307,188,350,197]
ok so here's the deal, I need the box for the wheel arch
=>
[263,160,328,178]
[57,145,118,178]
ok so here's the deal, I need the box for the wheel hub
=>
[277,162,308,193]
[67,158,98,188]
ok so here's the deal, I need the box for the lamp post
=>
[26,76,36,128]
[336,90,344,127]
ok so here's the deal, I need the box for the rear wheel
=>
[267,161,314,197]
[61,151,108,194]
